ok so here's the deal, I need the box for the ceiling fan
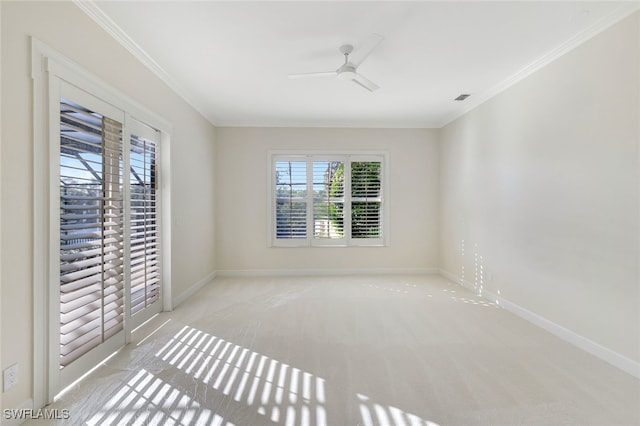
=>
[288,35,383,92]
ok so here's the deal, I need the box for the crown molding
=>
[438,2,640,128]
[72,0,218,126]
[213,118,440,129]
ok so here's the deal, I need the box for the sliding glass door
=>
[128,123,162,328]
[55,82,161,390]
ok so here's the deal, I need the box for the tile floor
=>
[28,274,640,425]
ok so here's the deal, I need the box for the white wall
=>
[1,1,216,410]
[439,12,639,364]
[215,127,439,274]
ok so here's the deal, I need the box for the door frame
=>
[32,38,173,407]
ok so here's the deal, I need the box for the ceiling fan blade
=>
[352,73,380,92]
[351,33,384,67]
[288,71,337,79]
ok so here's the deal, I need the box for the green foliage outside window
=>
[329,161,381,238]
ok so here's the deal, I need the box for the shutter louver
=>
[130,134,160,316]
[275,161,307,239]
[59,99,124,368]
[351,161,382,238]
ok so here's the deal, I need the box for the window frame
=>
[268,151,389,248]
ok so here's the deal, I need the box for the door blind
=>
[59,99,124,368]
[129,134,160,316]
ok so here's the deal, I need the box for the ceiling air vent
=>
[455,94,470,101]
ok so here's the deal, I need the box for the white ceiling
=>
[86,1,637,128]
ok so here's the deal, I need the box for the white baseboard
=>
[215,267,439,277]
[172,271,216,309]
[439,269,640,379]
[1,399,33,426]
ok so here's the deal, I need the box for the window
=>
[271,153,387,247]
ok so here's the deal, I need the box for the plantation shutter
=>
[275,161,308,240]
[350,161,382,240]
[129,132,161,317]
[59,99,124,368]
[312,161,344,240]
[272,154,386,247]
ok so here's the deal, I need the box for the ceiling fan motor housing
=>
[337,64,357,80]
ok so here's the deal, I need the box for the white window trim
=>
[31,38,173,407]
[268,150,389,248]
